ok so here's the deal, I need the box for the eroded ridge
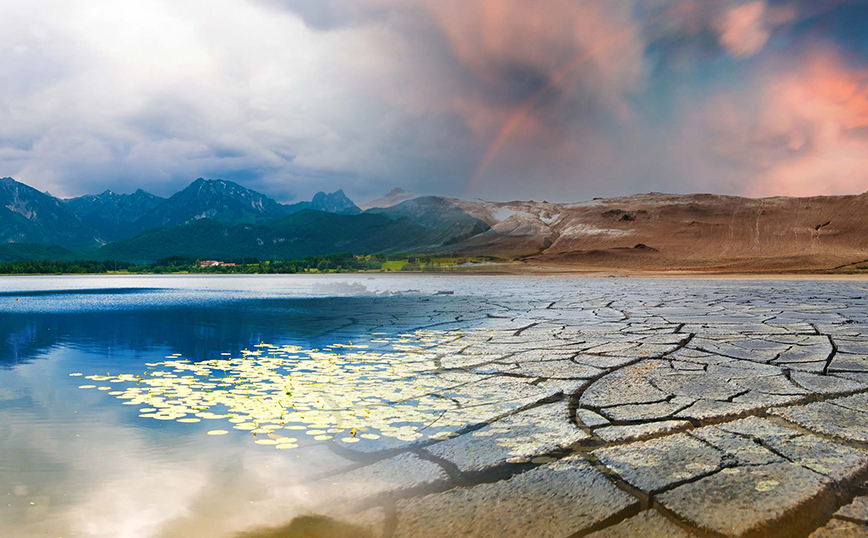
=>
[88,282,868,537]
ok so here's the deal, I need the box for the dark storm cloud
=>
[0,0,866,202]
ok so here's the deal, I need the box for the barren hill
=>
[441,192,868,271]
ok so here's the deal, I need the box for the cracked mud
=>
[250,280,868,538]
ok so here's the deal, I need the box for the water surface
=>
[0,274,525,538]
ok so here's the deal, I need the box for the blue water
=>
[0,275,497,538]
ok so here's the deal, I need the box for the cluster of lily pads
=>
[73,330,492,450]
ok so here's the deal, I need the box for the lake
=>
[2,275,868,538]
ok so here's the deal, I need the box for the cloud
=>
[680,47,868,196]
[0,0,866,201]
[0,356,354,538]
[714,1,796,58]
[0,0,479,200]
[756,50,868,196]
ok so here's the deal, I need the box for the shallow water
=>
[1,275,867,538]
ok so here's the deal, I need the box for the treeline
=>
[154,253,389,274]
[0,253,390,275]
[0,259,135,274]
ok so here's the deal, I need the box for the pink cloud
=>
[660,0,799,59]
[715,1,774,58]
[757,53,868,195]
[688,48,868,196]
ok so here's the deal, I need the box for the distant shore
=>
[3,262,868,280]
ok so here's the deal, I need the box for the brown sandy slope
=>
[440,192,868,272]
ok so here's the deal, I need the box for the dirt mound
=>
[442,192,868,272]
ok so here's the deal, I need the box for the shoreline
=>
[2,265,868,280]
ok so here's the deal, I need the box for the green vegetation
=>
[0,243,80,263]
[0,253,493,275]
[93,210,449,262]
[0,259,135,274]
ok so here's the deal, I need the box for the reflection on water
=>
[0,296,458,368]
[0,276,486,538]
[237,515,373,538]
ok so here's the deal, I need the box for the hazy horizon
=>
[9,174,868,208]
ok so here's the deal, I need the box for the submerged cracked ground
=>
[2,276,868,537]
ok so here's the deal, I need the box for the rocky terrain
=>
[64,188,165,242]
[0,177,102,248]
[439,192,868,272]
[226,279,868,538]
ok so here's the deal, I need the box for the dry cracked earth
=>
[255,281,868,538]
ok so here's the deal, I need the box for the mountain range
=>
[62,178,363,241]
[64,188,164,242]
[1,175,867,271]
[0,176,490,262]
[0,177,102,249]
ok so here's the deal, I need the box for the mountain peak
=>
[97,189,116,198]
[283,189,361,216]
[359,187,418,210]
[188,177,231,188]
[139,178,284,231]
[309,190,361,215]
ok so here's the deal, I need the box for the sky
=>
[0,0,867,203]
